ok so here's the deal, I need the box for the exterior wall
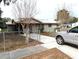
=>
[23,25,39,33]
[31,25,39,33]
[43,24,57,32]
[72,22,78,27]
[22,24,58,33]
[7,25,16,31]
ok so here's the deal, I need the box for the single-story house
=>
[71,22,78,27]
[16,18,59,33]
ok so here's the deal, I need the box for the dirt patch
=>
[0,33,42,52]
[21,48,71,59]
[41,32,56,37]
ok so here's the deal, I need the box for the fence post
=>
[3,32,5,52]
[9,52,14,59]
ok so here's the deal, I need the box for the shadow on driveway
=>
[65,43,78,49]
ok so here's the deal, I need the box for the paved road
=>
[0,33,78,59]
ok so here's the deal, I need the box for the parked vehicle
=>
[56,26,78,45]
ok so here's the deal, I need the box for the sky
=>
[35,0,79,20]
[0,0,79,21]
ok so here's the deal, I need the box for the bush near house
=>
[0,21,7,29]
[0,18,9,29]
[69,17,78,23]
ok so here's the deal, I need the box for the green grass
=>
[0,29,8,32]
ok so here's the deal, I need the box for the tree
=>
[0,8,2,18]
[0,18,7,29]
[0,0,2,3]
[13,0,38,43]
[0,0,17,6]
[0,17,12,29]
[2,17,12,22]
[69,17,78,23]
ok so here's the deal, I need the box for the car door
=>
[68,26,78,45]
[65,31,74,44]
[74,33,78,45]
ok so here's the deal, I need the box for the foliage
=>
[69,17,78,23]
[54,19,58,21]
[4,18,12,22]
[0,28,8,32]
[0,21,7,29]
[0,0,17,6]
[0,0,2,3]
[0,17,11,22]
[0,17,12,29]
[12,19,15,23]
[0,8,2,18]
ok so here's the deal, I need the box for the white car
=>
[56,26,78,45]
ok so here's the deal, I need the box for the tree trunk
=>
[21,24,29,44]
[25,25,29,44]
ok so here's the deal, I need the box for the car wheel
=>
[56,36,64,45]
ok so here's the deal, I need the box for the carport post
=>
[3,32,5,52]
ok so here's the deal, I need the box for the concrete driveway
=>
[0,33,78,59]
[30,33,78,59]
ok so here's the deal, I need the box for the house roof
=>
[17,18,42,24]
[17,18,59,25]
[6,20,16,25]
[40,20,58,23]
[35,18,59,24]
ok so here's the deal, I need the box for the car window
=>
[69,26,78,33]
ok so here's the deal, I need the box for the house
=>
[71,22,78,27]
[16,18,59,34]
[37,19,59,33]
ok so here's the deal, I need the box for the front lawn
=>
[0,33,42,52]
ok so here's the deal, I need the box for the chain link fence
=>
[0,31,41,59]
[0,31,24,52]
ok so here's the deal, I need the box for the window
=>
[69,26,78,33]
[48,24,52,27]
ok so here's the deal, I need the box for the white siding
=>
[43,25,57,32]
[72,22,78,27]
[32,25,39,33]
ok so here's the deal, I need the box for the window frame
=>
[69,26,78,33]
